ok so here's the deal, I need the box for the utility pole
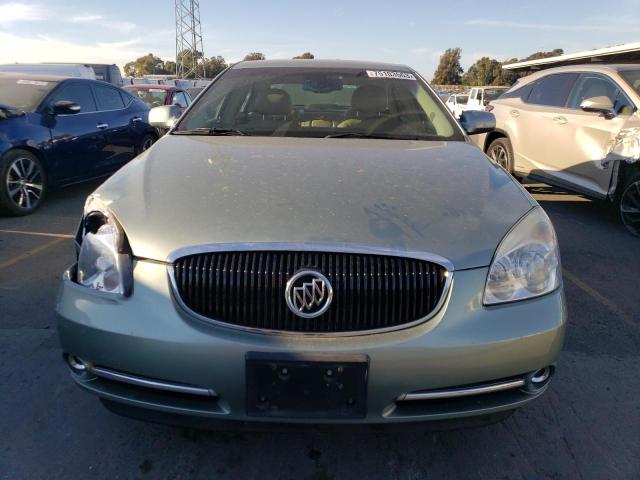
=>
[175,0,206,79]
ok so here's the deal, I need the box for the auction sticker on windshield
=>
[366,70,416,80]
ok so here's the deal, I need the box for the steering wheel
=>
[368,113,437,137]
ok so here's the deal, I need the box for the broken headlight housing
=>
[484,207,561,305]
[76,196,133,296]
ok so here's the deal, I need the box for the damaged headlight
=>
[483,207,561,305]
[76,196,133,296]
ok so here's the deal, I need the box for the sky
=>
[1,0,639,78]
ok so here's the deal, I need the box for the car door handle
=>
[131,117,142,123]
[96,123,109,130]
[510,110,520,118]
[553,116,567,125]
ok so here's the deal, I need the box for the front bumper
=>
[56,260,566,424]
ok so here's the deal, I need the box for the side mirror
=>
[580,96,615,118]
[460,110,496,135]
[52,100,81,115]
[149,105,180,129]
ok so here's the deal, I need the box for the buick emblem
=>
[285,270,333,318]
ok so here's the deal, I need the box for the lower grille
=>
[171,251,448,333]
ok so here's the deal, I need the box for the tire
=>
[487,137,514,173]
[0,149,47,216]
[137,134,156,155]
[619,172,640,237]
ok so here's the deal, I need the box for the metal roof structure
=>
[503,42,640,72]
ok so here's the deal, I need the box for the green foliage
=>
[124,52,227,79]
[432,48,463,85]
[123,53,170,77]
[293,52,315,59]
[204,56,228,78]
[243,52,266,61]
[521,48,564,62]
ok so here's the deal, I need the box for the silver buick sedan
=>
[56,60,565,427]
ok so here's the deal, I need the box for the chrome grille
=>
[171,251,448,333]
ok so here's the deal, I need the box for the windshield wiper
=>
[324,132,411,140]
[172,127,248,136]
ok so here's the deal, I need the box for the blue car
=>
[0,73,157,215]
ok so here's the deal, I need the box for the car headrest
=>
[350,85,388,116]
[251,88,291,116]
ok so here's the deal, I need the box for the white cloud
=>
[68,12,136,32]
[0,2,46,22]
[70,14,103,23]
[0,32,148,70]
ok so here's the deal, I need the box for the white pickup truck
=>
[445,94,469,118]
[465,86,509,111]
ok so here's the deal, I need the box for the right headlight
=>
[484,207,561,305]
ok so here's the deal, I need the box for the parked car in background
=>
[124,84,192,113]
[57,59,564,429]
[85,64,123,87]
[0,73,157,215]
[186,86,205,99]
[0,63,95,79]
[445,93,469,118]
[466,86,509,111]
[479,64,640,236]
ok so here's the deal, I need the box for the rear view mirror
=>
[580,96,615,118]
[149,105,180,129]
[52,100,80,115]
[459,110,496,135]
[303,77,343,93]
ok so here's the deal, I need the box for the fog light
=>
[531,367,551,384]
[67,355,87,372]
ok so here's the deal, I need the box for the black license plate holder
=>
[246,352,369,419]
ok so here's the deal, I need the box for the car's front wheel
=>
[620,172,640,237]
[487,137,513,173]
[0,149,47,216]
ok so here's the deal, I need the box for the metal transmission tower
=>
[175,0,206,79]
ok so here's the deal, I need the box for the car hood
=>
[0,103,25,120]
[94,136,534,270]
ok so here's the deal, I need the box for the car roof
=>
[125,84,176,90]
[231,59,413,71]
[0,72,66,82]
[518,63,640,83]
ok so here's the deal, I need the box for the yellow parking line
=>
[563,268,637,330]
[0,229,74,239]
[0,237,67,271]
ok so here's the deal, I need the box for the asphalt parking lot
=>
[1,180,639,480]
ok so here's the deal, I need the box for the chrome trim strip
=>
[89,366,216,397]
[397,379,526,402]
[165,243,454,337]
[166,242,455,271]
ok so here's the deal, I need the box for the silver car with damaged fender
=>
[56,59,565,427]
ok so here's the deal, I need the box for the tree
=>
[123,53,168,77]
[203,56,228,78]
[243,52,266,61]
[521,48,563,62]
[463,57,508,86]
[163,60,176,74]
[293,52,314,59]
[432,48,463,85]
[176,49,205,78]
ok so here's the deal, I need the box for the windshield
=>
[175,67,463,141]
[0,78,57,111]
[620,69,640,97]
[124,87,168,107]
